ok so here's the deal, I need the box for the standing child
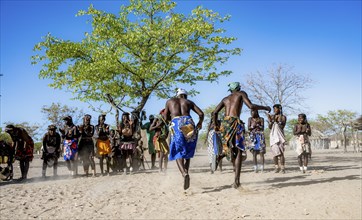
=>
[248,110,266,173]
[294,113,312,173]
[109,129,122,173]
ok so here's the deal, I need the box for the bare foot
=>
[233,180,240,189]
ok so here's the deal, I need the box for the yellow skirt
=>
[97,139,111,155]
[153,137,169,154]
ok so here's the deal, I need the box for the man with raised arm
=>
[212,82,270,188]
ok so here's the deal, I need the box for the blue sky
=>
[1,0,361,131]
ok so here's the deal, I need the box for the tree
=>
[32,0,241,117]
[239,64,313,115]
[350,115,362,152]
[315,110,358,152]
[41,102,84,129]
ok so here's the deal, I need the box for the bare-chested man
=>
[163,88,204,190]
[294,113,311,173]
[212,82,270,188]
[267,104,287,173]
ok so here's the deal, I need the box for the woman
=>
[5,125,34,180]
[60,116,80,176]
[95,114,111,175]
[150,109,170,173]
[78,114,96,177]
[268,104,287,173]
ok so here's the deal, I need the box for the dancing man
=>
[163,88,204,190]
[212,82,270,188]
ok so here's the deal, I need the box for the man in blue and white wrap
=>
[161,88,204,190]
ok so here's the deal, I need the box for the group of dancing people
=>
[1,82,312,190]
[2,110,170,180]
[40,112,147,178]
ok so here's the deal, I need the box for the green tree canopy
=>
[315,110,358,152]
[315,110,357,136]
[32,0,241,115]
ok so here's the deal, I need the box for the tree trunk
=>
[105,94,120,127]
[342,125,347,153]
[356,131,360,153]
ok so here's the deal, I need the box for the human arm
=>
[74,125,81,139]
[241,91,271,113]
[212,100,224,131]
[162,101,172,123]
[191,102,204,130]
[267,113,274,129]
[90,125,95,137]
[42,134,48,153]
[21,129,32,149]
[78,125,83,134]
[306,123,312,136]
[247,117,252,131]
[293,124,300,135]
[149,119,160,131]
[56,133,62,157]
[279,115,287,130]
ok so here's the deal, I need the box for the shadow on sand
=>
[267,174,361,189]
[201,184,233,193]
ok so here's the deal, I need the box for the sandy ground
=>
[0,148,361,220]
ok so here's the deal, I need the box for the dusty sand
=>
[0,148,361,220]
